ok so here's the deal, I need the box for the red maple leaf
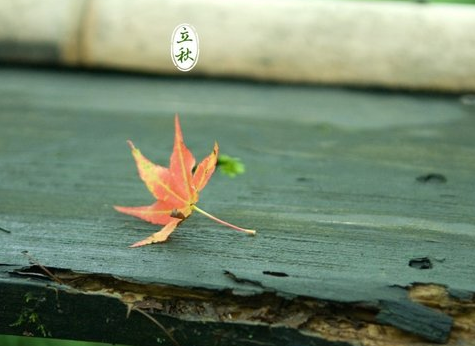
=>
[115,115,256,247]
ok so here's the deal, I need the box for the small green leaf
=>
[29,313,39,323]
[24,292,34,303]
[217,154,245,177]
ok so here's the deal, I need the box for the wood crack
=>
[8,265,475,346]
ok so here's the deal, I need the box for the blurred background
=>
[1,0,474,345]
[1,0,475,91]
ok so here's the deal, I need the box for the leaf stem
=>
[192,205,256,235]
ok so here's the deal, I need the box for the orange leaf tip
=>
[126,140,135,150]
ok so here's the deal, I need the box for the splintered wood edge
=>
[5,266,475,346]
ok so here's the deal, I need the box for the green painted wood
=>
[0,67,474,345]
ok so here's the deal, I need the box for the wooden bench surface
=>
[0,67,474,346]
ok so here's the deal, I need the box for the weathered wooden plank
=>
[0,67,474,345]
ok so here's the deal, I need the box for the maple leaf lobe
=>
[114,115,219,246]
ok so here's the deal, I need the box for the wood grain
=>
[0,67,474,345]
